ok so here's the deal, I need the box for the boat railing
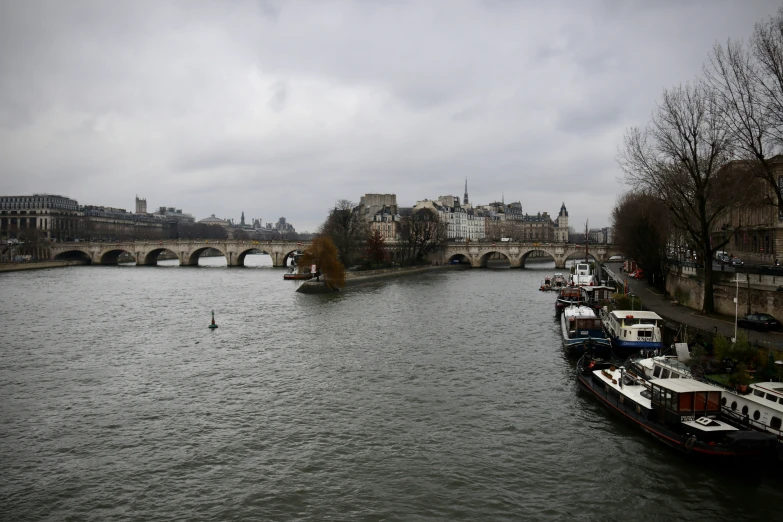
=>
[721,406,783,439]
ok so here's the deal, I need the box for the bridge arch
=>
[141,248,179,266]
[236,247,272,267]
[53,249,92,264]
[447,253,470,265]
[520,248,557,267]
[99,248,136,265]
[185,246,228,266]
[477,250,513,268]
[282,249,303,267]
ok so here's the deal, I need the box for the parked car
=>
[731,257,743,266]
[631,268,644,279]
[737,313,781,331]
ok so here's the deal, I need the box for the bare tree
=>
[611,191,671,288]
[754,7,783,146]
[320,200,368,266]
[398,207,446,264]
[705,33,782,212]
[619,83,746,312]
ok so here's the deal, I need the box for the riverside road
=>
[606,262,783,348]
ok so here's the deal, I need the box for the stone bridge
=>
[50,239,312,267]
[440,241,621,269]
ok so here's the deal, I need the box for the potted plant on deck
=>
[729,363,751,393]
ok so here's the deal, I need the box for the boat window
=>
[731,401,737,410]
[679,393,693,413]
[767,394,778,402]
[638,330,652,339]
[660,369,670,379]
[665,390,674,409]
[754,390,765,397]
[772,417,782,430]
[694,392,707,411]
[753,410,761,421]
[707,392,720,411]
[742,405,749,415]
[721,397,727,406]
[653,366,661,378]
[671,372,679,379]
[652,386,661,404]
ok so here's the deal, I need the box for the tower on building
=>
[556,202,569,242]
[241,211,245,226]
[464,177,469,205]
[135,195,147,214]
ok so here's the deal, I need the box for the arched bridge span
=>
[51,240,312,267]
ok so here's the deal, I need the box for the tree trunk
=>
[702,245,715,313]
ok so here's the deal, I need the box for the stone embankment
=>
[0,260,89,272]
[296,265,449,294]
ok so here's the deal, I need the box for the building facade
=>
[0,194,82,240]
[711,157,783,264]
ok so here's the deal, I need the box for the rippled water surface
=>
[1,257,781,521]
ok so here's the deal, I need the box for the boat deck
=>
[591,366,652,409]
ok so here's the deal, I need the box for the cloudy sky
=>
[1,0,780,232]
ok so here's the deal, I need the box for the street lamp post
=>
[732,276,740,343]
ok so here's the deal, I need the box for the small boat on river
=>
[560,305,611,358]
[576,355,778,464]
[600,309,663,357]
[283,270,313,280]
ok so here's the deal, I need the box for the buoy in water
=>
[209,310,218,329]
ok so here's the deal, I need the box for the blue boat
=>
[600,309,663,358]
[560,305,612,358]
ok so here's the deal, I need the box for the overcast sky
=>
[1,0,781,232]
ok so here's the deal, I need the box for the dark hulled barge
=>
[576,355,777,464]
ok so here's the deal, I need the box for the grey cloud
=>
[1,0,781,232]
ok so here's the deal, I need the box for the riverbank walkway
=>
[605,262,783,349]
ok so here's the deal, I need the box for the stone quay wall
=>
[666,267,783,318]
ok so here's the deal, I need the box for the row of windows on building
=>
[0,195,79,211]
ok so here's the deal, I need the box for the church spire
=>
[463,177,469,205]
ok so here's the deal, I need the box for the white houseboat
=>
[600,309,663,357]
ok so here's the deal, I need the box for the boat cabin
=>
[603,310,663,344]
[580,285,614,309]
[651,379,724,430]
[556,287,583,309]
[632,355,692,380]
[552,273,567,288]
[567,314,603,337]
[574,263,591,276]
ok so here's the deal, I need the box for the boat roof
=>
[751,382,783,395]
[563,306,596,318]
[581,285,614,293]
[609,310,662,321]
[652,378,724,393]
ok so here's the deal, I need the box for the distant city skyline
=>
[1,1,780,232]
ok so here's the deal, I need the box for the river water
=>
[1,256,780,521]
